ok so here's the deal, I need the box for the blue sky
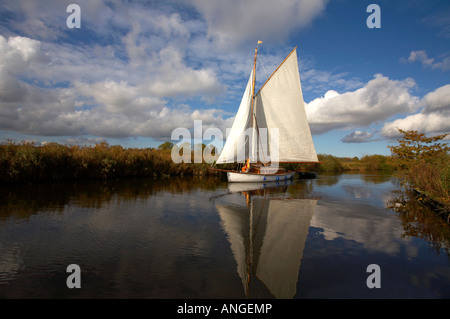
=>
[0,0,449,157]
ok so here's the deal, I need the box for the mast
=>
[248,41,262,165]
[250,46,258,128]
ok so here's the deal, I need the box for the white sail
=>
[216,47,317,165]
[254,49,318,163]
[216,70,254,164]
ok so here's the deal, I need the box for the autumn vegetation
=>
[0,141,213,183]
[1,129,448,215]
[0,139,394,184]
[388,129,449,212]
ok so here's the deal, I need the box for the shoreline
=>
[1,141,393,184]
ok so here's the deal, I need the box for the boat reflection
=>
[215,181,317,298]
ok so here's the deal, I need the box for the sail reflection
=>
[216,181,317,298]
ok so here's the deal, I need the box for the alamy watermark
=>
[366,4,381,29]
[64,262,381,290]
[366,264,381,288]
[66,264,81,288]
[66,4,81,29]
[67,4,380,30]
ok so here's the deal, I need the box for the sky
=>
[0,0,449,158]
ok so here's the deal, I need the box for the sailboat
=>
[214,43,318,182]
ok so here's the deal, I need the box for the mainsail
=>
[216,47,318,164]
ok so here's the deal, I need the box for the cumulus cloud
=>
[0,35,48,101]
[186,0,328,48]
[380,112,450,139]
[305,74,419,134]
[0,32,226,139]
[341,131,375,143]
[146,46,223,99]
[402,50,450,71]
[381,84,450,139]
[421,84,450,113]
[0,0,331,143]
[3,0,446,148]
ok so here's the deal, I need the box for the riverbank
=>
[0,141,396,184]
[310,154,394,173]
[0,141,219,183]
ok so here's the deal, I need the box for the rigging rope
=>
[258,53,270,79]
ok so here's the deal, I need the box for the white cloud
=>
[341,131,375,143]
[380,112,450,139]
[422,84,450,113]
[402,50,450,71]
[381,84,450,139]
[0,33,227,139]
[303,70,364,96]
[2,1,446,148]
[146,46,223,99]
[381,112,450,138]
[186,0,328,48]
[305,74,419,134]
[0,36,43,67]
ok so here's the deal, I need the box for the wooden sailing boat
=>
[214,43,318,182]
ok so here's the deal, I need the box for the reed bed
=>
[308,154,394,173]
[1,141,399,183]
[405,160,450,213]
[0,141,215,183]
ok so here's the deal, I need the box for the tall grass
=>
[0,141,398,183]
[308,154,393,173]
[0,141,216,183]
[404,157,450,211]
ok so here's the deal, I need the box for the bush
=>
[315,154,344,172]
[388,129,449,211]
[360,154,393,171]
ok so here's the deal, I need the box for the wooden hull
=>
[227,171,295,183]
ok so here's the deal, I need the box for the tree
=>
[388,129,449,210]
[388,129,449,170]
[158,142,174,151]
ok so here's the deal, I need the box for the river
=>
[0,173,448,298]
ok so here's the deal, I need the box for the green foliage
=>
[306,154,393,173]
[318,154,345,172]
[388,129,449,210]
[388,129,449,170]
[158,141,174,150]
[360,154,392,171]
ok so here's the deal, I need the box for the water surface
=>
[0,173,448,298]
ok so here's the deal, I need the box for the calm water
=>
[0,173,448,299]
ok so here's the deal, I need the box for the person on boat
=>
[242,159,250,173]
